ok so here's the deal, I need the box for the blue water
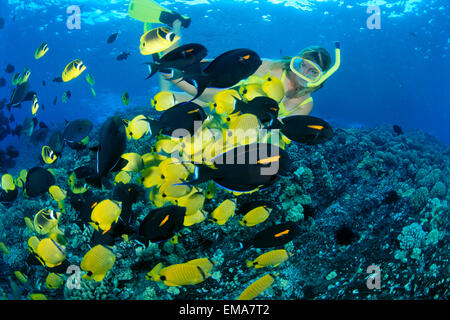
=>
[0,0,449,150]
[0,1,449,302]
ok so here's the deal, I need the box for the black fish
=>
[87,116,127,188]
[184,48,262,101]
[393,124,403,135]
[39,121,48,129]
[4,64,14,74]
[271,115,333,145]
[52,77,63,83]
[0,17,4,29]
[233,96,279,125]
[0,98,6,110]
[68,189,94,213]
[116,52,130,61]
[7,81,30,110]
[63,119,93,143]
[112,183,143,224]
[11,124,22,137]
[30,128,50,144]
[6,145,19,159]
[73,192,102,227]
[0,112,7,126]
[188,143,292,193]
[0,189,18,205]
[139,205,186,244]
[147,101,207,137]
[53,96,57,105]
[409,32,417,37]
[25,167,55,197]
[145,43,208,80]
[0,77,5,87]
[0,127,7,142]
[107,32,119,44]
[48,130,64,156]
[42,80,46,86]
[246,222,300,248]
[20,117,37,137]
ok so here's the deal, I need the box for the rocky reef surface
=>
[0,124,448,300]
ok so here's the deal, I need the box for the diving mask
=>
[290,42,341,88]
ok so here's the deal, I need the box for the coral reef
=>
[0,125,449,300]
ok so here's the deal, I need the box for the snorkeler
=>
[127,0,340,118]
[160,43,341,118]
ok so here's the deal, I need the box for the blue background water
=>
[0,0,449,159]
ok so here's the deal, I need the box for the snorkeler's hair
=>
[273,46,332,97]
[299,46,332,72]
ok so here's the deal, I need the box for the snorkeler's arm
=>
[171,91,209,107]
[160,74,223,103]
[160,59,272,103]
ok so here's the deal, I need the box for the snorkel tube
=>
[290,42,341,88]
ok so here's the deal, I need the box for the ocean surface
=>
[0,0,448,302]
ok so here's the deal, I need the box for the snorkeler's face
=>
[299,60,321,81]
[290,56,322,85]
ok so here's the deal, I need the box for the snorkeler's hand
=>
[159,69,174,79]
[172,19,182,36]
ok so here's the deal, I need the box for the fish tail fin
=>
[143,117,162,136]
[232,96,246,112]
[182,74,209,102]
[246,260,254,268]
[145,62,160,80]
[267,118,284,130]
[184,163,218,186]
[85,176,103,189]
